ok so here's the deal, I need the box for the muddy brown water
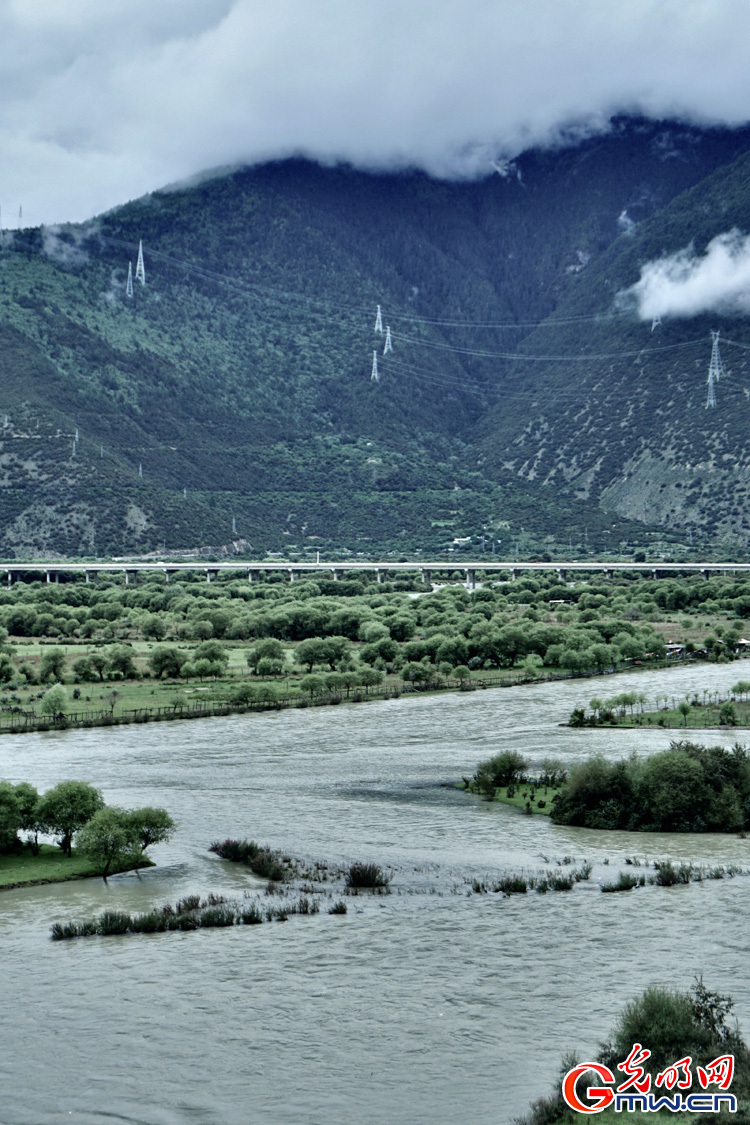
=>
[1,660,749,1124]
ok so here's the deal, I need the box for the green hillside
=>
[1,118,749,557]
[479,143,750,547]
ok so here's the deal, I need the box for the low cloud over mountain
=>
[3,0,750,224]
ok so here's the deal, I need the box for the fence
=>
[0,655,684,736]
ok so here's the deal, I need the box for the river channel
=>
[2,659,750,1125]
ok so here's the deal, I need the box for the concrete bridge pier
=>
[421,569,432,585]
[85,570,98,585]
[288,569,296,582]
[205,569,219,584]
[332,569,341,581]
[376,569,385,584]
[556,568,567,582]
[124,570,139,586]
[465,569,477,590]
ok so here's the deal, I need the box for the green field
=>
[0,843,152,889]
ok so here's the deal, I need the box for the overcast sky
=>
[3,0,750,226]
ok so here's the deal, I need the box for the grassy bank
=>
[0,843,153,890]
[488,784,557,816]
[570,685,750,730]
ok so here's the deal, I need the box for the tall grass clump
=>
[345,862,391,890]
[651,860,693,886]
[98,910,132,935]
[209,838,288,881]
[601,872,641,893]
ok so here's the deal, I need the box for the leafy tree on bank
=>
[40,685,68,719]
[37,780,105,857]
[148,645,187,679]
[76,808,141,880]
[0,781,20,851]
[127,807,175,854]
[14,782,41,853]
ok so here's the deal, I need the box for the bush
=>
[474,750,528,798]
[98,910,132,935]
[345,862,390,889]
[328,900,348,915]
[601,871,639,893]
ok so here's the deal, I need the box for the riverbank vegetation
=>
[0,567,745,732]
[516,978,750,1124]
[549,741,750,832]
[0,778,174,885]
[468,740,750,834]
[570,681,750,729]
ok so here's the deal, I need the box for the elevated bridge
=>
[1,560,749,588]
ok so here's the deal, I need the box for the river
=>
[1,659,749,1125]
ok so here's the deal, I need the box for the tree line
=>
[0,779,174,878]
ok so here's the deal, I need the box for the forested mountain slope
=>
[478,142,750,546]
[0,118,749,556]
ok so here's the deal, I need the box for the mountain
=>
[1,117,750,558]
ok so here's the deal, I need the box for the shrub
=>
[345,862,390,889]
[601,872,639,893]
[50,920,82,941]
[241,904,264,925]
[98,910,132,935]
[546,872,575,892]
[130,911,169,933]
[328,900,348,915]
[493,875,528,894]
[199,906,236,928]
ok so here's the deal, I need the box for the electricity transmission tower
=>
[706,330,725,409]
[374,305,383,334]
[371,351,379,382]
[651,315,661,331]
[135,240,146,285]
[126,262,133,298]
[383,325,393,353]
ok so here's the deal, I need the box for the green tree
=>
[72,657,95,682]
[76,807,140,879]
[14,782,41,852]
[39,647,67,682]
[37,780,105,856]
[126,807,175,854]
[89,653,108,681]
[300,674,325,700]
[148,645,187,679]
[678,700,692,726]
[719,701,738,726]
[194,640,229,670]
[0,781,20,852]
[40,685,68,719]
[246,638,284,672]
[142,614,167,640]
[108,645,137,678]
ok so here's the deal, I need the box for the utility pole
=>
[706,330,725,408]
[135,240,146,285]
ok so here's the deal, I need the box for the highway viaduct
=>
[1,560,749,588]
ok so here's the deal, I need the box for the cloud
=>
[3,0,750,224]
[619,230,750,319]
